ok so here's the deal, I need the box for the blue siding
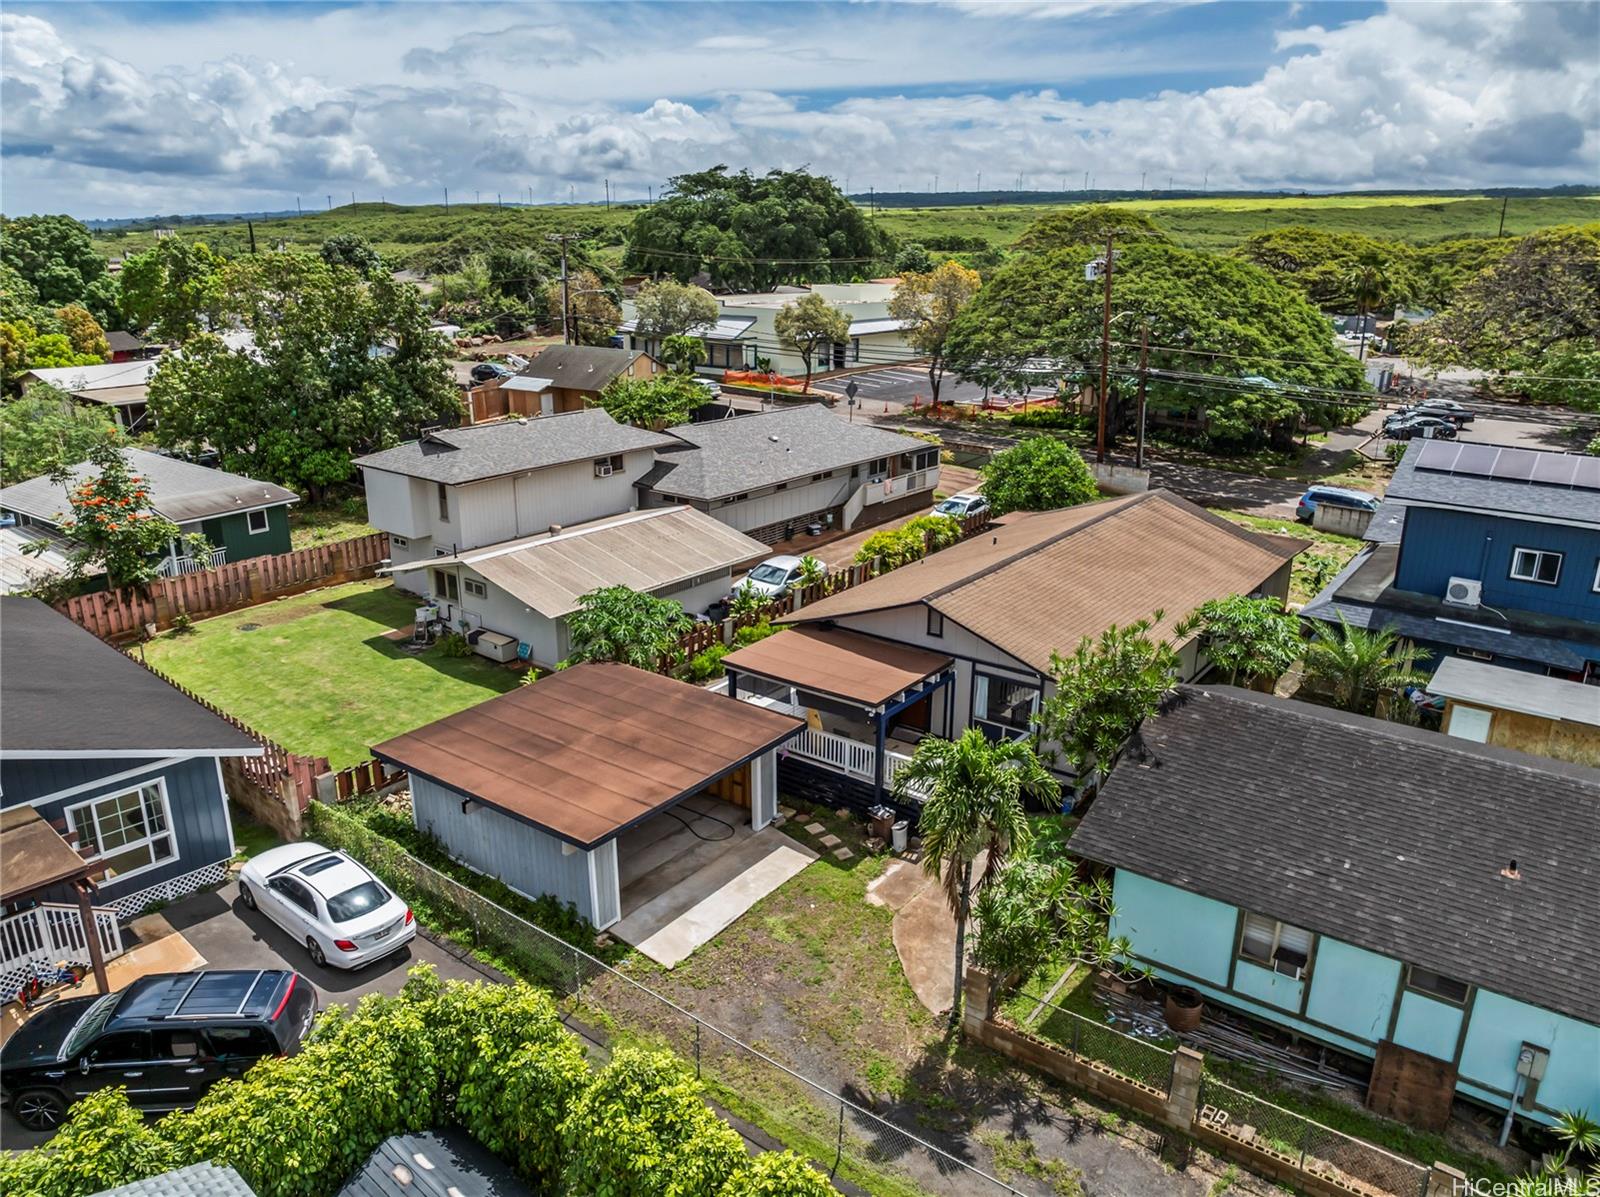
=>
[1458,991,1600,1117]
[1397,509,1600,625]
[1,756,232,902]
[1109,871,1236,987]
[1393,991,1464,1060]
[1233,959,1304,1012]
[1304,938,1401,1042]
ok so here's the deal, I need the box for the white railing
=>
[865,468,939,505]
[741,693,930,800]
[160,546,228,577]
[0,902,126,998]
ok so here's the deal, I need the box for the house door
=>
[889,695,931,736]
[832,341,847,369]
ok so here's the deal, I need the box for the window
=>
[1592,559,1600,594]
[1406,964,1470,1005]
[152,1029,204,1060]
[927,608,944,638]
[973,673,1038,737]
[432,569,459,603]
[437,482,450,522]
[326,880,392,923]
[812,471,833,482]
[1238,912,1314,978]
[66,783,174,882]
[206,1026,277,1059]
[594,454,624,476]
[89,1031,151,1065]
[915,447,939,471]
[463,577,487,601]
[270,877,317,915]
[245,508,270,535]
[391,536,408,551]
[1510,547,1562,585]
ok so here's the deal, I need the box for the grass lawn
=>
[288,497,377,550]
[143,579,520,766]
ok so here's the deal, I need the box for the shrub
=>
[718,1151,837,1196]
[685,642,732,682]
[0,1089,178,1197]
[732,619,777,647]
[853,513,962,568]
[438,631,471,658]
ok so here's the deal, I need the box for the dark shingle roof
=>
[93,1163,255,1197]
[338,1130,530,1197]
[1387,440,1600,527]
[0,448,297,526]
[353,409,677,485]
[645,405,933,501]
[1072,686,1600,1024]
[0,599,261,756]
[520,345,648,393]
[105,330,147,354]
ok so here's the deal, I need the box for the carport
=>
[372,663,809,965]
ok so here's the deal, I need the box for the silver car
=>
[238,843,416,970]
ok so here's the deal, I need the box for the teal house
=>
[0,448,297,578]
[1072,687,1600,1134]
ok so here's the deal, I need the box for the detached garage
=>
[372,663,808,964]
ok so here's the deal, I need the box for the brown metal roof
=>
[0,805,94,902]
[370,662,802,848]
[722,626,952,708]
[783,491,1302,674]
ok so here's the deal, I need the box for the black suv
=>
[1,969,316,1131]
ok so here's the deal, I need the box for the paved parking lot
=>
[811,365,1007,414]
[1,880,494,1148]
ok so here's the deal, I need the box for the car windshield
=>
[326,881,392,923]
[937,499,966,513]
[61,993,121,1060]
[748,564,790,584]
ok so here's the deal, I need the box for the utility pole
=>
[296,196,302,216]
[247,220,257,254]
[444,186,449,211]
[604,178,610,209]
[1097,230,1115,464]
[547,233,574,345]
[1497,194,1509,237]
[1135,320,1150,468]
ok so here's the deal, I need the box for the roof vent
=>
[769,434,780,442]
[1501,859,1521,880]
[549,524,563,535]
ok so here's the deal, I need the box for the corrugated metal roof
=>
[618,316,755,341]
[394,507,765,618]
[1429,657,1600,727]
[0,525,81,594]
[0,448,297,527]
[23,360,159,392]
[372,663,802,847]
[723,626,951,707]
[847,316,913,337]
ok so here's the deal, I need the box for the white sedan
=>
[238,843,416,970]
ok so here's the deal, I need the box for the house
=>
[1426,656,1600,766]
[720,490,1302,804]
[104,330,156,363]
[339,1130,530,1197]
[0,599,261,993]
[0,522,79,595]
[0,448,298,576]
[620,282,916,379]
[383,506,766,666]
[354,408,679,590]
[1070,685,1600,1133]
[467,345,664,423]
[19,359,161,431]
[638,405,941,543]
[373,663,808,965]
[1303,441,1600,681]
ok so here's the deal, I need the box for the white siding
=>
[388,533,436,596]
[456,476,519,548]
[751,750,777,830]
[363,469,428,538]
[589,839,621,928]
[711,474,857,533]
[510,453,646,535]
[658,570,735,618]
[427,566,567,666]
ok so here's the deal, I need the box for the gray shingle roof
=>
[518,345,648,392]
[644,405,932,501]
[354,409,677,485]
[0,448,297,526]
[1387,440,1600,527]
[1072,686,1600,1025]
[338,1130,531,1197]
[93,1163,256,1197]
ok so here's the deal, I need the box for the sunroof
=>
[300,855,344,875]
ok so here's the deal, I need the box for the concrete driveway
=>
[1,880,494,1148]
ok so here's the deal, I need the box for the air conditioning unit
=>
[1444,577,1482,609]
[594,463,614,478]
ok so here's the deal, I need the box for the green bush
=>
[732,620,777,647]
[438,631,471,658]
[854,513,962,568]
[717,1151,836,1196]
[1007,407,1093,432]
[685,642,732,682]
[0,1089,178,1197]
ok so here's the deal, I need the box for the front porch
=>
[722,625,956,808]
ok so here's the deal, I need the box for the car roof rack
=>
[160,970,274,1020]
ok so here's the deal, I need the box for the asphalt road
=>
[811,365,1004,414]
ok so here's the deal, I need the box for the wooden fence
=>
[57,532,390,642]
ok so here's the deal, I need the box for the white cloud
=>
[2,2,1595,218]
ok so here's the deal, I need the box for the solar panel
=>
[1490,447,1539,482]
[1412,439,1460,473]
[1449,443,1501,478]
[1531,453,1581,487]
[1574,456,1600,492]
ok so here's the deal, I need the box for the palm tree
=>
[1301,615,1424,717]
[894,728,1058,1021]
[1342,259,1392,362]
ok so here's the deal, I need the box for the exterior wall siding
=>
[199,506,293,562]
[411,776,596,923]
[363,469,429,539]
[708,474,858,534]
[0,755,232,905]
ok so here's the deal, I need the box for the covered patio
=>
[373,663,812,967]
[721,626,955,804]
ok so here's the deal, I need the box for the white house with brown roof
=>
[720,490,1301,804]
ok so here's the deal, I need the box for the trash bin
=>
[891,820,909,853]
[867,804,895,842]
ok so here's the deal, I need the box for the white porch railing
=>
[865,469,939,505]
[743,694,929,800]
[160,546,228,577]
[0,902,126,998]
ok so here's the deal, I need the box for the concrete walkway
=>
[868,856,977,1017]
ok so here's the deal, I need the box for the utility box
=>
[1517,1043,1550,1109]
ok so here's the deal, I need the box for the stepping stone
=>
[805,822,826,835]
[835,807,853,819]
[779,805,796,818]
[772,815,787,827]
[832,847,854,861]
[819,833,842,848]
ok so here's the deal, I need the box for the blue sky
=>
[2,0,1595,218]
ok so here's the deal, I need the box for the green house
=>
[0,448,297,578]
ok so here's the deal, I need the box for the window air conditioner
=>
[594,463,614,478]
[1444,577,1482,609]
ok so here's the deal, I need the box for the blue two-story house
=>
[1303,441,1600,682]
[0,599,261,994]
[1072,686,1600,1134]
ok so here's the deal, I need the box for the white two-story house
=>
[355,409,679,595]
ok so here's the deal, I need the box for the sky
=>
[2,0,1597,219]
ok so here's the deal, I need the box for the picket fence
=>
[57,532,390,641]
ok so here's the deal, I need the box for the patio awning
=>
[0,805,95,902]
[722,626,952,709]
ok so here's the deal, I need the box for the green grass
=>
[1209,509,1365,605]
[288,497,376,550]
[229,814,283,863]
[143,579,519,765]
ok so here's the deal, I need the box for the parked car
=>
[934,493,990,519]
[0,969,315,1130]
[735,555,806,599]
[1412,398,1475,424]
[1295,486,1381,523]
[239,843,416,970]
[469,362,512,385]
[1384,415,1459,441]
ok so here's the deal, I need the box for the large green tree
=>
[946,240,1369,451]
[145,252,461,497]
[894,728,1057,1020]
[979,435,1098,514]
[630,279,718,340]
[597,373,707,429]
[0,215,118,324]
[118,239,227,341]
[1012,204,1169,255]
[0,383,124,486]
[1234,227,1418,312]
[773,292,848,394]
[623,166,891,290]
[1182,593,1302,690]
[888,259,982,404]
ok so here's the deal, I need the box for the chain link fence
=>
[1011,987,1177,1094]
[310,804,1024,1196]
[1198,1076,1429,1197]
